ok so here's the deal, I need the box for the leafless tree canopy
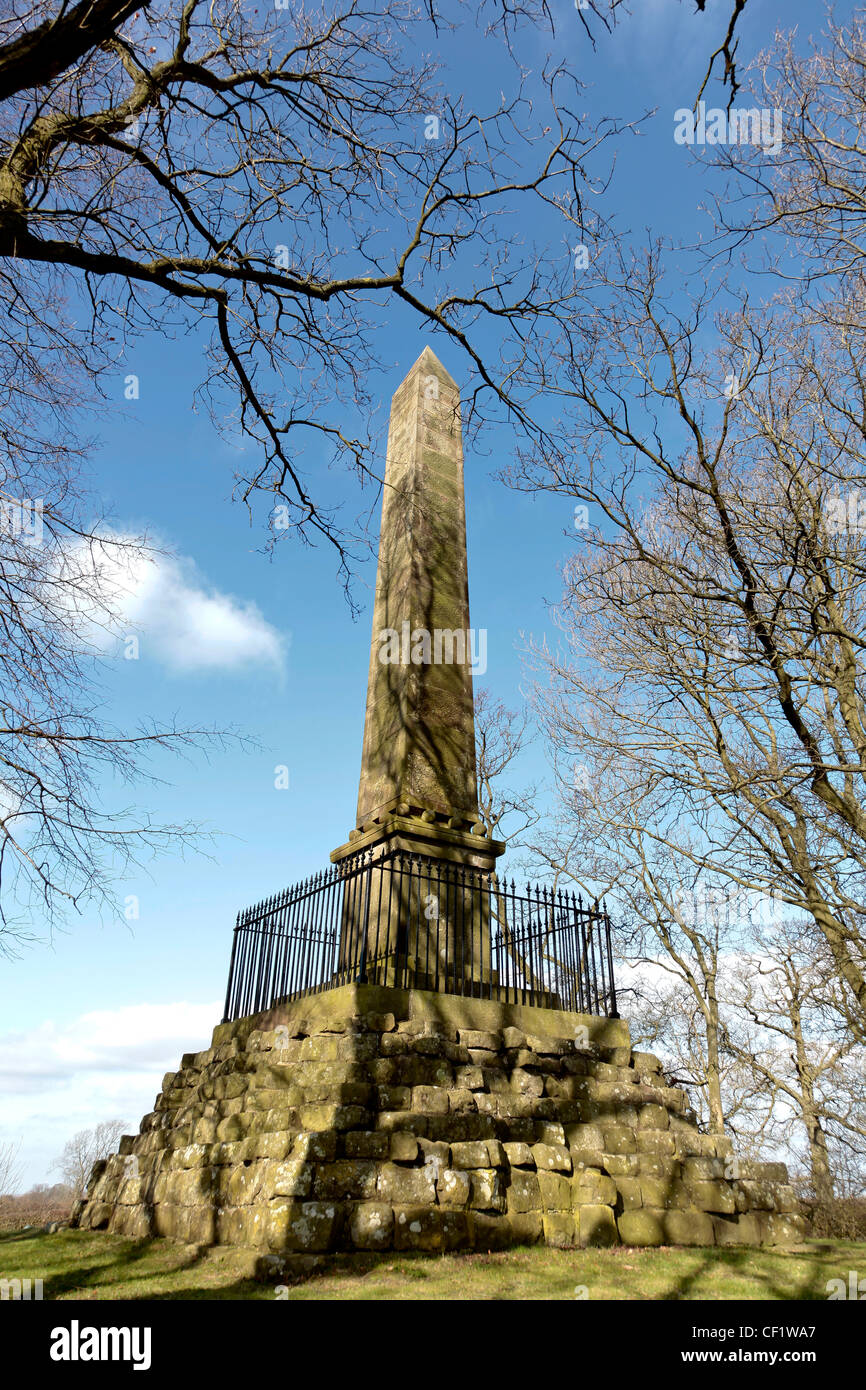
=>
[517,238,866,1039]
[473,686,538,845]
[0,0,613,591]
[53,1117,127,1199]
[0,1137,24,1197]
[0,0,752,589]
[712,10,866,283]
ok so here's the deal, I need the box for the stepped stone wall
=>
[71,985,806,1259]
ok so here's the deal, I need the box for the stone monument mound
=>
[72,349,806,1260]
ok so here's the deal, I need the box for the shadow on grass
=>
[0,1228,212,1301]
[658,1241,855,1302]
[2,1228,862,1302]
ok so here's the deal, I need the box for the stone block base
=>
[71,985,805,1254]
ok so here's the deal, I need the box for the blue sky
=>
[0,0,830,1184]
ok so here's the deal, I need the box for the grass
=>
[1,1228,864,1300]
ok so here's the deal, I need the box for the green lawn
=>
[1,1228,863,1300]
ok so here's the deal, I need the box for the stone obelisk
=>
[331,347,504,985]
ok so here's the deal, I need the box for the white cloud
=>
[64,534,286,674]
[0,1001,219,1185]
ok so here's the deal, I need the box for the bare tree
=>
[0,1,753,592]
[623,967,769,1148]
[514,237,866,1037]
[53,1119,127,1200]
[473,686,538,845]
[711,7,866,284]
[0,1138,23,1196]
[723,919,866,1202]
[0,0,628,594]
[0,504,242,945]
[524,735,745,1136]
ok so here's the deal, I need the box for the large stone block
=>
[437,1169,471,1207]
[411,1086,450,1115]
[505,1211,544,1245]
[376,1163,436,1204]
[636,1131,676,1156]
[534,1121,566,1146]
[458,1030,501,1051]
[375,1110,429,1136]
[292,1132,338,1163]
[637,1105,670,1131]
[681,1156,725,1181]
[427,1113,495,1142]
[448,1088,477,1114]
[662,1210,715,1246]
[349,1202,394,1250]
[538,1171,573,1212]
[543,1213,577,1248]
[676,1133,731,1159]
[389,1133,419,1164]
[267,1200,344,1252]
[618,1209,666,1246]
[569,1147,605,1173]
[418,1138,450,1167]
[393,1206,470,1252]
[80,1201,112,1231]
[612,1177,642,1211]
[713,1214,762,1246]
[191,1118,219,1145]
[507,1170,542,1214]
[525,1033,571,1056]
[455,1066,486,1091]
[215,1114,250,1143]
[313,1160,378,1201]
[469,1169,505,1213]
[469,1212,513,1250]
[503,1142,534,1168]
[225,1163,267,1207]
[640,1177,691,1210]
[299,1103,370,1132]
[343,1131,390,1159]
[573,1170,617,1208]
[736,1179,777,1211]
[757,1212,809,1244]
[510,1069,544,1098]
[752,1161,788,1184]
[601,1125,637,1155]
[532,1143,572,1174]
[299,1036,342,1062]
[601,1153,639,1178]
[639,1155,682,1180]
[686,1179,736,1215]
[450,1140,492,1170]
[578,1205,618,1247]
[631,1051,662,1073]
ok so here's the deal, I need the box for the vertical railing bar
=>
[223,858,617,1022]
[605,903,618,1019]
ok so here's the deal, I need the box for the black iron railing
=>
[222,850,618,1023]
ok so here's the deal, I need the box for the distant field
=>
[1,1229,864,1300]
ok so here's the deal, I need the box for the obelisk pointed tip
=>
[404,344,457,389]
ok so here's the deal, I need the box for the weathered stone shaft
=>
[357,347,479,828]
